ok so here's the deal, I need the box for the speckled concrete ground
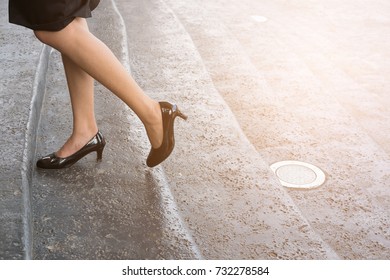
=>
[0,0,43,259]
[162,0,390,259]
[120,0,339,259]
[1,0,389,259]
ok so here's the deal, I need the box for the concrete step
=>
[163,0,390,259]
[118,0,338,259]
[6,0,386,260]
[0,0,46,259]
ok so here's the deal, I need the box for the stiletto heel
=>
[177,110,188,121]
[146,101,187,167]
[36,131,106,169]
[96,146,104,161]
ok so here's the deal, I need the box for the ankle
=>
[140,101,160,127]
[72,124,98,138]
[143,102,163,149]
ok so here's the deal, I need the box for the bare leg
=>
[56,53,98,158]
[55,20,97,157]
[34,18,163,150]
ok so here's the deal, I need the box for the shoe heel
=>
[96,147,104,161]
[177,110,188,121]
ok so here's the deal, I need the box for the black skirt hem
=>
[10,15,78,32]
[9,0,100,31]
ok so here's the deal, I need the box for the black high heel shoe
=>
[36,131,106,169]
[147,102,187,167]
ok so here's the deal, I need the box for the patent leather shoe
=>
[146,102,187,167]
[36,131,106,169]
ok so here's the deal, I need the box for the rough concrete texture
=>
[0,0,43,259]
[119,0,337,259]
[162,0,390,259]
[1,0,389,260]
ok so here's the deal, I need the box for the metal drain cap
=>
[270,161,326,189]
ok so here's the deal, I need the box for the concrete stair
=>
[2,0,389,260]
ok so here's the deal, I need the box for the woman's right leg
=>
[34,17,164,150]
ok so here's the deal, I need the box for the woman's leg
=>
[56,53,98,158]
[34,17,163,149]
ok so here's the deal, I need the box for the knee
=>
[34,30,59,48]
[34,30,53,45]
[33,23,76,48]
[33,19,84,50]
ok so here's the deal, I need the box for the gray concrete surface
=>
[0,0,45,259]
[1,0,389,259]
[121,0,338,259]
[163,0,390,259]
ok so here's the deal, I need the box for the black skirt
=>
[9,0,100,31]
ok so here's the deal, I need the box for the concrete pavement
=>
[0,0,45,259]
[164,0,390,259]
[119,0,338,259]
[1,0,389,259]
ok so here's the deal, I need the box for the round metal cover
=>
[270,160,326,189]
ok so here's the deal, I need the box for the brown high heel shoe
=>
[36,131,106,169]
[146,102,187,167]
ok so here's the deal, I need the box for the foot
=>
[55,129,99,158]
[146,102,187,167]
[37,131,105,169]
